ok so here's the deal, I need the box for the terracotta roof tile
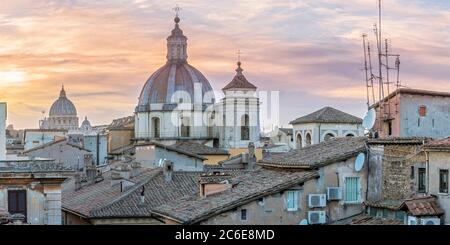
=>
[290,107,362,124]
[258,137,367,168]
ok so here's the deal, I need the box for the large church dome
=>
[136,16,214,111]
[49,85,77,116]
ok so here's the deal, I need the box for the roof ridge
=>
[153,170,319,224]
[89,169,163,216]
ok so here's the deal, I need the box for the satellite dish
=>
[354,153,365,172]
[299,219,308,225]
[362,108,376,130]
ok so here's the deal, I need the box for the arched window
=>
[305,133,312,146]
[241,114,250,140]
[152,117,160,138]
[296,133,303,149]
[180,116,190,137]
[346,133,355,137]
[324,133,335,141]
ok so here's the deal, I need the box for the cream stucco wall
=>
[292,123,364,149]
[228,148,263,161]
[427,151,450,224]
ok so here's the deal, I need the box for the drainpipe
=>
[424,144,429,195]
[365,141,370,201]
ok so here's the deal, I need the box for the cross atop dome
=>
[60,84,66,97]
[167,5,188,63]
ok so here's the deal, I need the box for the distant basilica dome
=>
[49,85,77,116]
[40,85,79,130]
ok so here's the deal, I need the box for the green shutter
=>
[345,177,360,203]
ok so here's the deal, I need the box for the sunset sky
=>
[1,0,450,129]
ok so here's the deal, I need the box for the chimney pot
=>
[163,160,173,182]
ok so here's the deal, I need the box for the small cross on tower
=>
[173,4,182,17]
[237,49,242,63]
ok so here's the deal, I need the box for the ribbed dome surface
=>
[138,62,214,106]
[49,86,77,116]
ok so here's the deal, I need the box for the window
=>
[418,105,426,117]
[410,166,415,179]
[305,133,312,146]
[324,133,335,141]
[418,118,421,127]
[369,207,377,216]
[395,211,405,221]
[180,116,190,137]
[286,190,299,211]
[240,209,247,221]
[344,177,360,203]
[418,168,426,192]
[241,114,250,140]
[8,190,27,222]
[296,133,302,149]
[432,118,435,128]
[257,197,265,206]
[439,169,448,194]
[388,122,392,136]
[152,117,160,138]
[382,209,388,218]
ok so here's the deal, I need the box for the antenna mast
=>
[367,42,376,104]
[362,34,370,109]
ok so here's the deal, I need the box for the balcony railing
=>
[0,159,73,173]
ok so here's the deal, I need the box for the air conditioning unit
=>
[326,187,342,200]
[308,194,327,208]
[421,218,440,225]
[308,211,326,225]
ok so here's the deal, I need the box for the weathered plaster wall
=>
[25,141,90,170]
[368,144,426,201]
[427,151,450,224]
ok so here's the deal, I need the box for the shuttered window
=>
[344,177,360,203]
[8,190,27,222]
[286,190,298,211]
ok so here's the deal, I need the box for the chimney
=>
[86,165,96,184]
[199,172,232,197]
[0,102,6,161]
[131,162,141,178]
[246,142,256,170]
[139,186,145,205]
[163,160,173,182]
[115,164,131,179]
[74,173,82,191]
[84,154,93,168]
[111,171,123,187]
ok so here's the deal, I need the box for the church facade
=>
[134,15,261,149]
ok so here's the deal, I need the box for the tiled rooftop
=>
[259,137,367,168]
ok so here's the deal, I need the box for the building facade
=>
[290,107,364,149]
[370,88,450,138]
[23,129,68,151]
[0,159,71,225]
[22,138,91,170]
